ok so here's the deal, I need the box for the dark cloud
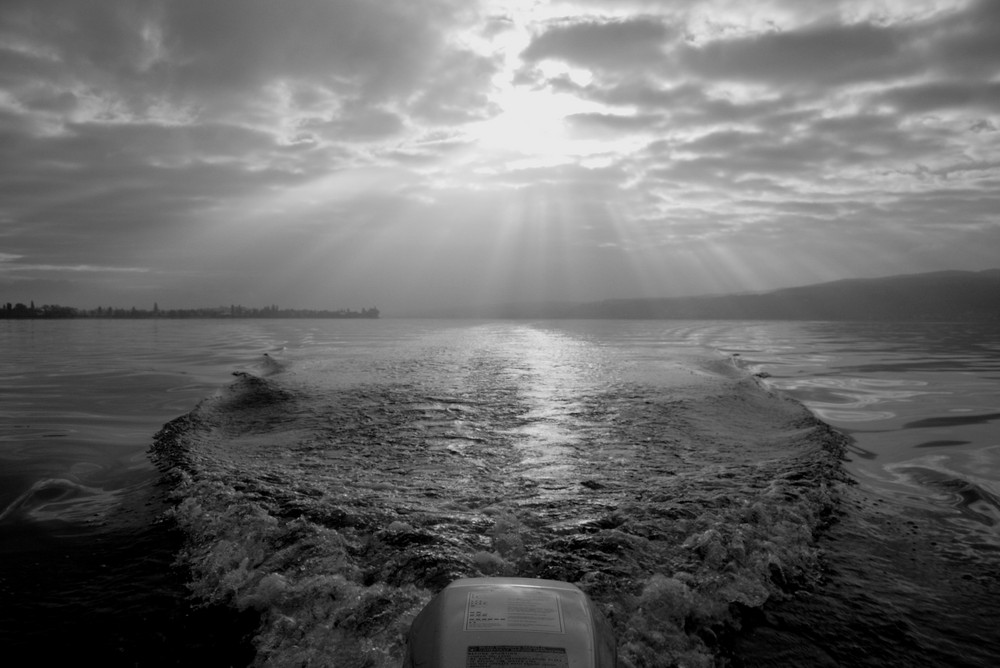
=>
[161,0,473,104]
[928,0,1000,76]
[522,16,673,70]
[880,81,1000,113]
[678,20,914,87]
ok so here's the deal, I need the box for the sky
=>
[1,0,999,314]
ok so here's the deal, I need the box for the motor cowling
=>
[403,577,616,668]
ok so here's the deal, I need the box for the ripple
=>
[903,411,1000,429]
[0,477,109,525]
[878,449,1000,546]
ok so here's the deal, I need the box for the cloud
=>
[566,111,662,133]
[0,262,149,273]
[880,81,1000,113]
[522,16,673,71]
[405,49,502,125]
[677,20,915,87]
[303,108,407,143]
[0,0,495,132]
[927,0,1000,76]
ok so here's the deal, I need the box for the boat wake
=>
[151,338,848,667]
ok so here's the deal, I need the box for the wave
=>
[150,352,849,667]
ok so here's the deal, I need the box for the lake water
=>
[1,319,998,666]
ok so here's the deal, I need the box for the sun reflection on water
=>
[504,327,594,485]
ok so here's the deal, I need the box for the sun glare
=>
[473,89,570,159]
[466,79,625,170]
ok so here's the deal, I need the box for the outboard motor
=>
[403,577,616,667]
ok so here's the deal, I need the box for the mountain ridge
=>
[423,269,1000,320]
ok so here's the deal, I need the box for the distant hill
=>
[447,269,1000,321]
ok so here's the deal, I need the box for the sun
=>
[469,86,585,163]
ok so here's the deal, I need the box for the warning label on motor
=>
[466,645,569,668]
[464,589,564,633]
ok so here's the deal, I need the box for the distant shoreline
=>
[5,268,999,322]
[0,305,380,320]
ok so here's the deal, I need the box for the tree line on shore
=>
[1,301,379,319]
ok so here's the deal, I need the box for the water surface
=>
[2,319,998,666]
